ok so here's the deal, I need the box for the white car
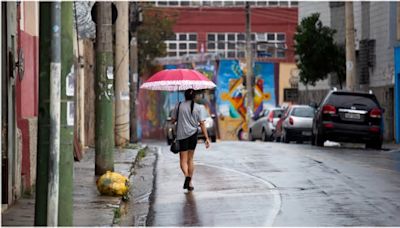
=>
[281,105,315,143]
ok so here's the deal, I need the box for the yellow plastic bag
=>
[96,171,129,196]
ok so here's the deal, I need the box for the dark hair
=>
[184,89,195,100]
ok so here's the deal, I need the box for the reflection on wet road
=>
[146,141,400,226]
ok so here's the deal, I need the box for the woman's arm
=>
[199,121,210,149]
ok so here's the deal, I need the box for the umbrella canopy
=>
[140,69,216,91]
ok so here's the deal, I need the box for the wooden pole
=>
[115,1,130,146]
[95,2,114,175]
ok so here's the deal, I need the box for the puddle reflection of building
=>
[183,192,201,226]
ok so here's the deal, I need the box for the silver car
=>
[249,108,284,141]
[197,104,217,142]
[281,105,315,143]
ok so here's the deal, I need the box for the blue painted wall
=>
[395,47,400,143]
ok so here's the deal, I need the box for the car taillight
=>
[370,108,382,118]
[369,126,380,133]
[289,117,294,125]
[322,105,336,115]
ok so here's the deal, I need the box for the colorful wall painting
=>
[138,61,217,140]
[216,59,275,140]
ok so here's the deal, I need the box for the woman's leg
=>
[187,150,195,186]
[179,151,189,177]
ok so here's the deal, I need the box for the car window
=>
[291,107,315,117]
[326,93,380,109]
[273,109,284,118]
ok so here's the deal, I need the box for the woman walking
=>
[172,89,211,191]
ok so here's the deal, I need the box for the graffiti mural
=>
[138,61,217,140]
[216,60,275,140]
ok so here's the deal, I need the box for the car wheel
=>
[315,132,324,147]
[311,133,316,146]
[283,129,290,143]
[248,130,255,141]
[366,140,382,150]
[261,129,269,142]
[211,135,217,143]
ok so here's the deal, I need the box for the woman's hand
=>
[205,138,211,149]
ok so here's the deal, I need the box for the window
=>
[277,33,286,41]
[237,33,245,41]
[279,1,289,6]
[206,32,287,59]
[267,33,275,40]
[179,34,187,41]
[189,43,197,49]
[269,1,278,6]
[169,43,176,49]
[165,33,198,57]
[180,1,190,6]
[189,34,197,41]
[179,43,187,49]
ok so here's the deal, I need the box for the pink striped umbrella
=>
[140,69,216,91]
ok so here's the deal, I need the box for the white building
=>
[297,2,399,142]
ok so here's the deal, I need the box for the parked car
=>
[197,104,217,143]
[164,104,217,145]
[311,90,384,149]
[276,105,315,143]
[249,108,284,141]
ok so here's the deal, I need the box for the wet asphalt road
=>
[146,141,400,226]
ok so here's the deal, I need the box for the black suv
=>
[311,90,384,149]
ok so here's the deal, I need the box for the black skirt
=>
[178,132,198,152]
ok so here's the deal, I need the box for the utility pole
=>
[245,2,254,133]
[115,2,130,147]
[58,1,73,225]
[95,2,114,175]
[345,2,357,91]
[129,2,141,143]
[47,2,61,226]
[35,2,50,225]
[129,34,138,143]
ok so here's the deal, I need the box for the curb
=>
[116,145,159,226]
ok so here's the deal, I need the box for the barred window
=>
[165,33,198,57]
[206,32,287,58]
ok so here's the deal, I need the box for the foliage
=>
[294,13,344,87]
[333,44,346,89]
[137,5,176,76]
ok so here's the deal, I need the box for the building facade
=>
[298,2,400,142]
[138,1,299,140]
[2,1,39,207]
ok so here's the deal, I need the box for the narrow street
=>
[147,141,400,226]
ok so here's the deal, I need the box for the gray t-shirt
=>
[172,100,206,140]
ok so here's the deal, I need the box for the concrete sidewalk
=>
[1,146,144,226]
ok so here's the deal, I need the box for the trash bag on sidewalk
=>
[96,171,129,196]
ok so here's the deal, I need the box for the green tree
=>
[294,13,342,87]
[137,5,176,75]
